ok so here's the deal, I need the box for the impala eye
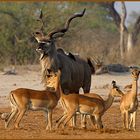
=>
[116,88,119,91]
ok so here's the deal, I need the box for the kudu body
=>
[33,9,95,94]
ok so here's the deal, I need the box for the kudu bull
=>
[33,9,95,94]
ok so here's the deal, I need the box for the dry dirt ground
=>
[0,65,140,139]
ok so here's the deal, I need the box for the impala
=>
[3,69,60,130]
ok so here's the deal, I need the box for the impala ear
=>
[129,66,134,72]
[111,80,116,87]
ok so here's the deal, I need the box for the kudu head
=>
[33,9,86,59]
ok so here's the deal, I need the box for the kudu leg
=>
[82,82,90,94]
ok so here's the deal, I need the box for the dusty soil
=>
[0,65,140,139]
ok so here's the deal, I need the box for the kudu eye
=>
[35,32,40,35]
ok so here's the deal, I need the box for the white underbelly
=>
[78,105,94,115]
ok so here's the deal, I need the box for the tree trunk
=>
[103,2,140,61]
[120,2,127,60]
[120,24,125,59]
[127,33,133,56]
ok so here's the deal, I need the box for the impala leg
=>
[13,108,23,123]
[4,112,13,122]
[56,114,67,128]
[81,114,86,129]
[56,114,64,123]
[63,112,75,128]
[94,115,103,129]
[129,113,133,130]
[71,115,76,127]
[132,111,136,131]
[5,108,18,128]
[90,115,96,128]
[125,111,129,130]
[4,108,14,122]
[122,112,126,129]
[46,110,52,131]
[14,109,26,129]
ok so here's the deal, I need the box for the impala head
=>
[33,9,86,56]
[46,69,61,92]
[129,67,140,81]
[110,81,124,97]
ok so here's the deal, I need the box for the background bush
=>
[0,2,139,67]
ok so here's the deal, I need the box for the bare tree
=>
[103,2,140,59]
[120,2,126,59]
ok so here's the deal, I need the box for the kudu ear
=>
[52,33,65,39]
[57,69,61,75]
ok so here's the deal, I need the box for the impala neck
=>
[57,82,64,99]
[131,78,138,99]
[104,92,114,111]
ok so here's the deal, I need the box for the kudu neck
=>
[40,43,59,73]
[44,44,57,59]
